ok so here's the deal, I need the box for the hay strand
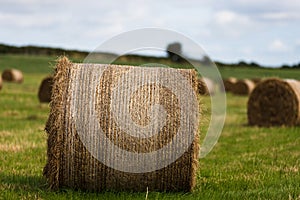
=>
[44,57,200,192]
[2,69,23,83]
[248,78,300,127]
[38,76,54,103]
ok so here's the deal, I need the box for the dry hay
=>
[251,77,262,84]
[0,75,2,90]
[2,69,23,83]
[248,78,300,127]
[232,79,255,95]
[44,57,200,192]
[0,144,22,152]
[198,77,215,95]
[223,77,237,92]
[38,76,53,103]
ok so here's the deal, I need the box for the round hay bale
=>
[232,79,255,95]
[2,69,23,83]
[198,77,215,95]
[44,57,200,192]
[223,77,237,92]
[38,76,53,103]
[248,78,300,127]
[251,77,262,84]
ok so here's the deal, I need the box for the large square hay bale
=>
[44,57,200,192]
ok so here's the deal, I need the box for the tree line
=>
[1,43,299,69]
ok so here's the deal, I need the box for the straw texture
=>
[248,78,300,127]
[44,57,200,192]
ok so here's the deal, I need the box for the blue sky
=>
[1,0,300,66]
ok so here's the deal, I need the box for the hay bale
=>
[44,57,200,192]
[0,75,2,90]
[248,78,300,127]
[251,77,261,84]
[232,79,255,95]
[38,76,53,103]
[223,77,237,92]
[198,77,215,95]
[198,78,207,95]
[1,69,23,83]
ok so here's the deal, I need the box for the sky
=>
[1,0,300,67]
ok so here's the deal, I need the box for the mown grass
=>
[0,55,300,199]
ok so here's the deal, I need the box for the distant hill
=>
[0,43,299,68]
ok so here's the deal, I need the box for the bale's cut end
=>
[232,79,255,95]
[2,69,23,83]
[223,77,237,92]
[248,78,300,127]
[44,58,200,192]
[38,76,53,103]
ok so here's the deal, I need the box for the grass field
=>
[0,54,300,199]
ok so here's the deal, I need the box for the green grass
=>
[220,66,300,79]
[0,55,300,199]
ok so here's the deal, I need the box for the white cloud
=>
[214,11,237,25]
[241,47,253,55]
[261,12,300,21]
[0,13,68,28]
[268,39,289,52]
[214,0,300,12]
[211,10,255,37]
[211,0,300,23]
[0,0,300,66]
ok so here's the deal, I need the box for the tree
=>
[166,42,182,62]
[200,55,211,66]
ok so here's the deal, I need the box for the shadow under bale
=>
[44,57,200,192]
[248,78,300,127]
[2,69,23,83]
